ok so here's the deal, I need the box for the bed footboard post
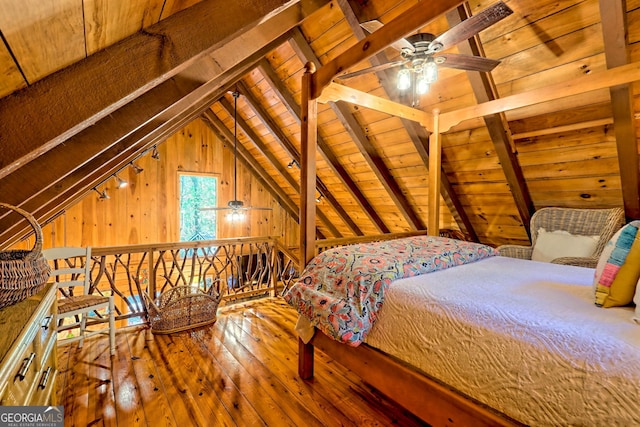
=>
[298,338,314,379]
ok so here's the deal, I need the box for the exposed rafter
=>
[599,0,640,219]
[235,82,361,236]
[290,28,426,231]
[337,0,477,240]
[257,58,391,233]
[0,0,328,180]
[217,97,341,237]
[447,3,533,237]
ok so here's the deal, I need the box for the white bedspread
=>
[364,256,640,426]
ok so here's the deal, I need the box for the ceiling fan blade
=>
[428,1,513,53]
[337,59,408,79]
[243,207,273,211]
[436,53,501,72]
[360,20,414,52]
[199,207,232,211]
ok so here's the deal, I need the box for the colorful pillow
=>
[531,228,599,263]
[593,221,640,308]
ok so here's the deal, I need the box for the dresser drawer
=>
[0,284,57,407]
[31,337,57,406]
[0,341,38,405]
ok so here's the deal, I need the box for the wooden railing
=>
[84,230,444,328]
[89,236,296,326]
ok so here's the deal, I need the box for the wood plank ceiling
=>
[0,0,638,248]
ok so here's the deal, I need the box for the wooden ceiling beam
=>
[258,58,391,233]
[0,0,328,180]
[335,0,477,240]
[236,82,362,236]
[0,29,280,236]
[447,4,533,237]
[290,29,426,231]
[311,0,464,98]
[217,97,341,237]
[440,62,640,131]
[600,0,640,219]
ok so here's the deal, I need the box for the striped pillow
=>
[593,221,640,308]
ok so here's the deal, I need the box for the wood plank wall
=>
[34,119,295,250]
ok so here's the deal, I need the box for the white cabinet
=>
[0,283,57,405]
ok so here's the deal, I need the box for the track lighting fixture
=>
[130,162,143,174]
[114,174,128,188]
[93,187,109,200]
[151,145,160,160]
[287,159,299,169]
[316,193,324,203]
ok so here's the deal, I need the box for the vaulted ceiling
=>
[0,0,638,248]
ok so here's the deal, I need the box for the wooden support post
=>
[300,62,318,266]
[428,110,441,236]
[298,338,315,379]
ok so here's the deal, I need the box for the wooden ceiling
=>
[0,0,638,247]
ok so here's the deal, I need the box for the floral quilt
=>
[283,235,498,346]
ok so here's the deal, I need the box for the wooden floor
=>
[56,297,427,426]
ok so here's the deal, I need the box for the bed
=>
[283,235,640,426]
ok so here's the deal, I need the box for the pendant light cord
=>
[232,91,239,203]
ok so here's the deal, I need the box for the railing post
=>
[270,241,277,297]
[148,249,155,297]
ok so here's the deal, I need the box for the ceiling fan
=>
[337,1,513,92]
[200,91,272,221]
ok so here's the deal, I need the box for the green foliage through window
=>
[179,174,217,242]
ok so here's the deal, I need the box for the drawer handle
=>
[17,353,36,381]
[42,315,53,330]
[39,367,52,389]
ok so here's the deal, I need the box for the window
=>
[179,173,218,242]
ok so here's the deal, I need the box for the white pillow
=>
[531,228,600,263]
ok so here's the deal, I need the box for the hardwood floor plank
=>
[183,329,294,426]
[88,335,117,427]
[57,298,428,426]
[110,332,146,427]
[152,333,239,426]
[207,306,350,426]
[125,328,178,426]
[241,302,426,426]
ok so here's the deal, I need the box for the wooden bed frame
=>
[294,1,640,425]
[299,333,522,426]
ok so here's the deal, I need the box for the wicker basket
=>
[143,285,221,334]
[0,203,51,309]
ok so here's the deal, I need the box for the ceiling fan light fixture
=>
[227,210,245,222]
[415,75,430,95]
[397,68,411,91]
[424,59,438,84]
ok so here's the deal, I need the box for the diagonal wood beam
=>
[0,0,329,180]
[0,27,289,242]
[336,0,477,241]
[290,29,426,231]
[200,110,298,219]
[599,0,640,219]
[312,0,464,98]
[202,110,326,240]
[258,58,390,233]
[217,97,341,237]
[447,4,533,237]
[235,82,360,235]
[440,61,640,131]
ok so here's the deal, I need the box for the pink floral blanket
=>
[283,235,498,346]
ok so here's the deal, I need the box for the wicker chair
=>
[143,282,221,334]
[497,207,625,268]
